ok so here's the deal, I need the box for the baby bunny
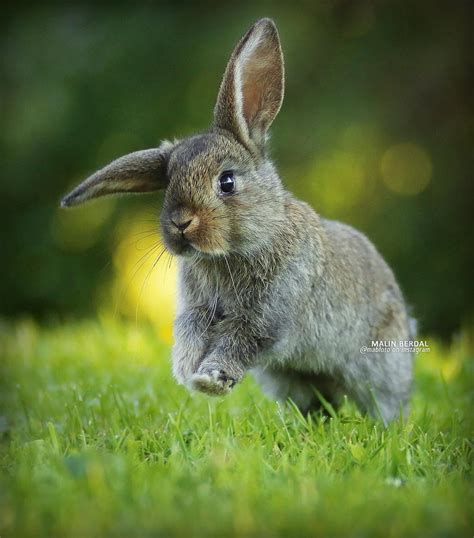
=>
[62,18,415,423]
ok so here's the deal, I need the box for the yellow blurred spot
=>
[52,197,116,251]
[380,143,432,195]
[310,151,367,214]
[420,339,463,382]
[111,213,177,343]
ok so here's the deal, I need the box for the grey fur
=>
[61,19,414,422]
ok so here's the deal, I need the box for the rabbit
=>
[61,18,415,423]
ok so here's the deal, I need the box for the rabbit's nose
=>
[170,209,199,234]
[171,218,193,232]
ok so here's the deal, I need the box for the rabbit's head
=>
[61,19,285,258]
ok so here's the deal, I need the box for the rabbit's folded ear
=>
[60,141,175,207]
[214,18,284,155]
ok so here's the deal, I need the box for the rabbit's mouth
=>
[163,232,212,258]
[161,213,231,258]
[166,236,229,259]
[172,240,228,259]
[167,235,196,257]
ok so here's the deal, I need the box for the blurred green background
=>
[1,1,472,338]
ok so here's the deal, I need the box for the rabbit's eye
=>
[219,171,235,194]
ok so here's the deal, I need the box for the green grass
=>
[1,317,473,537]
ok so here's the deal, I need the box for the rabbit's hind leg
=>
[343,349,414,424]
[251,367,343,415]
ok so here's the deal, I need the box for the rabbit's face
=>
[160,132,284,257]
[60,19,286,258]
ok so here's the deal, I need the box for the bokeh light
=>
[309,150,368,215]
[110,213,177,344]
[380,143,433,196]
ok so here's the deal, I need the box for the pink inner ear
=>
[242,81,262,124]
[240,41,281,132]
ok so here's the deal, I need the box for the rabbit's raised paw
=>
[190,369,236,396]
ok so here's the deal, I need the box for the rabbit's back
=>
[267,200,412,363]
[256,198,414,420]
[271,200,409,350]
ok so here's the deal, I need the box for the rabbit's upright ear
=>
[61,140,175,207]
[214,18,284,155]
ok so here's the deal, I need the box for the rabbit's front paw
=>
[190,368,237,396]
